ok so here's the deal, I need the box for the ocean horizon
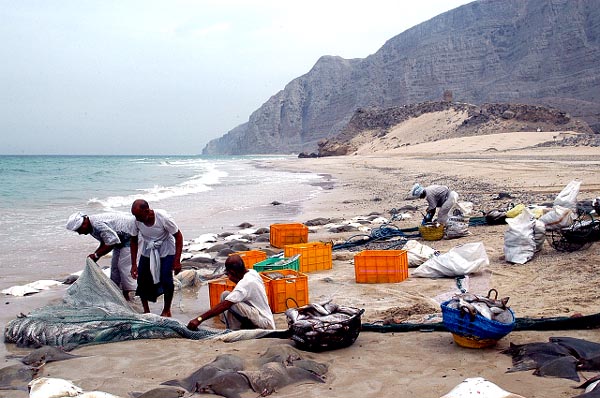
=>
[0,154,326,290]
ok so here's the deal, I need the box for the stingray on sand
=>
[501,336,600,382]
[161,343,328,398]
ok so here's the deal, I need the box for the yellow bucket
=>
[451,333,498,349]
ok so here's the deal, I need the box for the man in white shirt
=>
[130,199,183,317]
[66,211,137,300]
[187,254,275,330]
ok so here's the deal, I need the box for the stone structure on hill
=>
[203,0,600,155]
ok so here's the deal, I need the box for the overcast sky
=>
[0,0,473,155]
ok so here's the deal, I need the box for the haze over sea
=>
[0,155,325,290]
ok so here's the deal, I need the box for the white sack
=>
[403,239,437,267]
[412,242,488,278]
[533,219,546,252]
[440,377,525,398]
[445,201,473,239]
[553,180,581,210]
[539,205,576,231]
[504,208,536,264]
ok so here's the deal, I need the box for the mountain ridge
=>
[203,0,600,155]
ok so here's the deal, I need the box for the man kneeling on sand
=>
[187,255,275,331]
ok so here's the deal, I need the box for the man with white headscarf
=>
[410,183,459,225]
[66,211,137,300]
[130,199,183,317]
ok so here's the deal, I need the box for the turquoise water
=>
[0,155,324,289]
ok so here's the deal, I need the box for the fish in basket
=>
[441,289,515,348]
[285,302,364,352]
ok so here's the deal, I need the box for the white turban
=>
[66,212,85,231]
[411,183,424,198]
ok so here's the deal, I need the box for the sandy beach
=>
[2,131,600,398]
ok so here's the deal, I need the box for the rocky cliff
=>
[202,0,600,155]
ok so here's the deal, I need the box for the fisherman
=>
[186,254,275,331]
[130,199,183,317]
[411,183,459,225]
[66,211,137,300]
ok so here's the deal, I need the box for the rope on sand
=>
[361,312,600,333]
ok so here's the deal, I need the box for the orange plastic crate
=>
[354,250,408,283]
[260,269,309,313]
[207,277,237,308]
[231,250,267,269]
[269,223,308,248]
[284,242,332,273]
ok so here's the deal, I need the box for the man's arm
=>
[89,242,115,262]
[172,230,183,275]
[187,300,234,330]
[130,235,138,279]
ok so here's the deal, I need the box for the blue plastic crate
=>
[254,254,300,272]
[441,300,515,341]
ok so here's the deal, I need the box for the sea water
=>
[0,155,326,290]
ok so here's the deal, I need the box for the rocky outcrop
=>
[318,101,593,156]
[203,0,600,155]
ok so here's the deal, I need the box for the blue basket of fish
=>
[441,291,515,348]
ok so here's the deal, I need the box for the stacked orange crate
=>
[284,242,332,273]
[354,250,408,283]
[231,250,267,269]
[269,223,308,248]
[260,269,309,313]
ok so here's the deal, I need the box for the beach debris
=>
[444,291,512,323]
[501,337,600,382]
[237,222,253,228]
[493,192,513,200]
[0,363,39,390]
[439,377,525,398]
[4,259,229,349]
[271,201,282,205]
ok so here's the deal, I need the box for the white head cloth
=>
[411,183,424,198]
[66,212,85,231]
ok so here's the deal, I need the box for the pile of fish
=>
[445,292,513,324]
[286,302,362,335]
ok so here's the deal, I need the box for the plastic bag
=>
[403,239,437,267]
[504,208,537,264]
[412,242,489,278]
[553,180,581,210]
[506,203,526,218]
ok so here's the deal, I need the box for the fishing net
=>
[4,259,230,350]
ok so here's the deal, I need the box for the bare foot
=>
[161,310,172,317]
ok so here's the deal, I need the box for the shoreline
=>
[2,137,600,398]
